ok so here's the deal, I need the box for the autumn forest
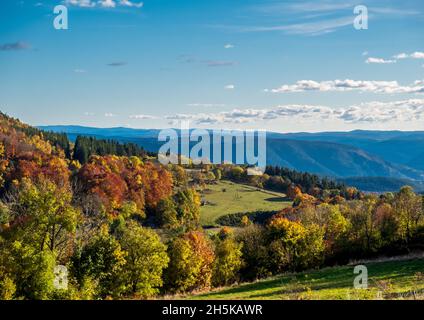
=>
[0,112,423,300]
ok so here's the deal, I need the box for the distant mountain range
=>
[39,126,424,192]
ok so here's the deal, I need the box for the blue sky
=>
[0,0,423,132]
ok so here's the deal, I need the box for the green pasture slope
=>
[191,258,424,300]
[199,181,291,226]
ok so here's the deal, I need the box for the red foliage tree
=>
[77,155,173,215]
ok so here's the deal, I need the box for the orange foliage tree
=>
[164,231,215,292]
[0,123,70,191]
[76,155,173,216]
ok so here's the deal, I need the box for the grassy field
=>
[199,180,291,226]
[190,258,424,300]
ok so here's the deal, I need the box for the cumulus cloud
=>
[339,100,424,122]
[165,99,424,125]
[266,79,424,94]
[366,57,396,64]
[0,41,31,51]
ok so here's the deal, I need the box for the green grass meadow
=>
[190,258,424,300]
[199,181,292,226]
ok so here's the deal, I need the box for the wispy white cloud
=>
[65,0,143,8]
[365,57,396,64]
[106,61,127,67]
[232,16,354,36]
[165,99,424,125]
[411,52,424,59]
[188,103,227,108]
[65,0,96,7]
[393,53,408,59]
[129,114,157,119]
[266,79,424,94]
[74,69,87,73]
[215,1,422,36]
[369,7,420,16]
[224,84,235,90]
[98,0,116,8]
[0,41,31,51]
[119,0,143,8]
[206,60,237,67]
[289,1,358,13]
[393,52,424,59]
[165,114,194,121]
[178,55,237,67]
[256,1,420,16]
[224,44,235,49]
[362,51,424,65]
[254,1,360,15]
[178,54,196,64]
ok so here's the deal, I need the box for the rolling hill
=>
[39,126,424,190]
[265,138,424,180]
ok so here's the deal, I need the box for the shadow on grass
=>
[196,258,424,300]
[264,196,287,202]
[200,267,356,299]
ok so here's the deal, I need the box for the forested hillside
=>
[1,113,424,300]
[41,125,424,183]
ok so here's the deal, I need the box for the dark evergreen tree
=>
[73,136,148,164]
